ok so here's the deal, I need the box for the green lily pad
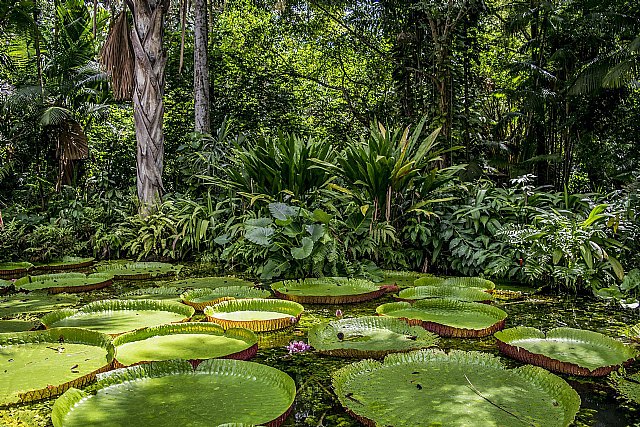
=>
[52,359,295,427]
[0,320,38,333]
[171,276,255,289]
[610,371,640,405]
[34,257,95,272]
[414,276,496,290]
[332,349,580,427]
[376,299,507,337]
[14,273,113,294]
[95,262,182,280]
[41,299,195,336]
[0,262,33,279]
[112,323,258,368]
[494,326,637,376]
[181,287,271,311]
[0,293,80,316]
[308,316,438,358]
[0,279,12,294]
[397,285,493,303]
[120,287,183,303]
[204,299,303,332]
[0,328,114,406]
[628,322,640,342]
[271,278,388,304]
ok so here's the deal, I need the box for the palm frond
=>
[100,11,134,101]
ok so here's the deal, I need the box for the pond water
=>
[1,270,639,427]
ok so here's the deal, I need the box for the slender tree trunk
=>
[194,0,211,133]
[130,0,169,213]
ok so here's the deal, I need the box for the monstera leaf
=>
[181,287,271,311]
[376,299,507,337]
[0,328,114,406]
[0,293,80,316]
[0,262,33,278]
[332,349,580,427]
[41,299,195,336]
[204,299,303,332]
[112,323,258,368]
[14,273,113,294]
[95,262,182,280]
[308,316,438,358]
[495,327,637,376]
[34,257,95,272]
[51,359,296,427]
[414,276,496,290]
[271,278,388,304]
[171,276,256,289]
[120,287,183,303]
[397,285,493,303]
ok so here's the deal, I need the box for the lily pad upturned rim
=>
[0,262,34,278]
[376,299,507,338]
[40,299,195,336]
[51,359,296,427]
[396,285,493,303]
[181,286,271,311]
[308,316,438,358]
[171,276,256,289]
[112,322,258,368]
[14,272,113,294]
[332,349,581,427]
[494,326,637,376]
[0,279,12,294]
[414,276,496,290]
[95,262,182,280]
[0,327,114,406]
[271,278,387,304]
[120,286,183,301]
[204,298,304,332]
[34,257,95,271]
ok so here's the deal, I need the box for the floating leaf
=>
[272,277,388,304]
[204,299,303,332]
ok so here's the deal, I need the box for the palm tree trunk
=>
[194,0,210,133]
[130,0,169,213]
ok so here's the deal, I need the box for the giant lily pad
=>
[112,323,258,368]
[0,320,38,333]
[271,278,389,304]
[95,262,182,280]
[52,359,296,427]
[34,257,95,272]
[0,279,11,294]
[120,287,182,303]
[610,371,640,405]
[380,270,426,288]
[494,326,637,376]
[0,328,114,406]
[41,299,195,336]
[308,316,438,358]
[376,299,507,337]
[181,287,271,311]
[332,349,580,427]
[0,293,80,316]
[204,299,303,332]
[414,276,496,290]
[171,276,255,289]
[14,273,113,294]
[397,285,493,303]
[0,262,33,279]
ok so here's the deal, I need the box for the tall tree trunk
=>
[130,0,169,213]
[194,0,210,133]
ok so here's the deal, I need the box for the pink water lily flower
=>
[286,340,311,354]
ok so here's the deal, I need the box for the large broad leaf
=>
[381,270,428,288]
[95,262,182,280]
[0,293,80,316]
[271,277,387,304]
[495,326,637,376]
[308,316,438,358]
[268,202,298,221]
[610,371,640,406]
[413,276,496,290]
[0,279,12,293]
[397,285,493,303]
[112,323,258,367]
[120,287,183,303]
[305,224,325,242]
[204,298,303,332]
[332,349,580,427]
[171,276,255,289]
[290,237,314,260]
[34,257,95,272]
[52,359,296,427]
[0,328,114,406]
[41,299,195,336]
[376,299,507,337]
[245,226,274,246]
[0,262,33,278]
[181,286,270,311]
[14,273,113,294]
[0,320,38,333]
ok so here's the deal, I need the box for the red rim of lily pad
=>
[34,257,95,272]
[204,299,304,332]
[271,278,396,305]
[0,262,34,279]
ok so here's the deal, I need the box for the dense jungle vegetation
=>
[0,0,639,299]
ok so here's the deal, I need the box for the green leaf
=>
[608,256,625,281]
[245,226,274,246]
[268,203,298,221]
[305,224,325,242]
[291,237,314,259]
[553,249,564,265]
[312,208,332,224]
[580,245,594,269]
